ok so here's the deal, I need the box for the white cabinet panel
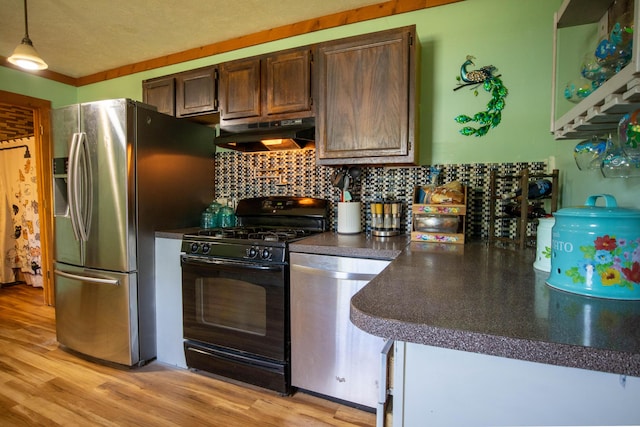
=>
[154,238,186,368]
[400,342,640,426]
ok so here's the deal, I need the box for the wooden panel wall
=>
[0,103,34,141]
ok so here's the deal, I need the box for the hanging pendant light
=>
[8,0,48,71]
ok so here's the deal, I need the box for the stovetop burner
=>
[197,226,260,239]
[193,227,313,242]
[182,196,328,263]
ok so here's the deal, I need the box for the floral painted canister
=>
[546,194,640,300]
[533,217,555,272]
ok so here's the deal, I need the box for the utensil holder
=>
[337,202,361,234]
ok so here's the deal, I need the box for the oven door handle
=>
[181,256,284,271]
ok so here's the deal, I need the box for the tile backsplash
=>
[214,149,547,240]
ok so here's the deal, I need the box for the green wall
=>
[2,0,638,209]
[0,66,76,108]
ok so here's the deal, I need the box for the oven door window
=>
[182,257,287,361]
[197,277,266,336]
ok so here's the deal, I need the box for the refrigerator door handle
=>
[76,132,93,241]
[67,132,81,241]
[68,132,93,242]
[54,269,119,286]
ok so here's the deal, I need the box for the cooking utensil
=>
[332,171,345,189]
[546,194,640,299]
[347,166,361,180]
[332,171,346,201]
[342,175,351,201]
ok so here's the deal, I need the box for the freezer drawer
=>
[290,252,390,409]
[54,263,140,366]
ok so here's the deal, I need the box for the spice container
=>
[371,200,402,237]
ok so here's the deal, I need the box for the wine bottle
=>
[501,179,552,200]
[504,203,547,219]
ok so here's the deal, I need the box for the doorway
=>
[0,90,54,306]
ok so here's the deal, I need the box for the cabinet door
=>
[219,58,261,122]
[264,48,313,116]
[175,67,217,117]
[317,26,418,165]
[401,343,640,427]
[142,76,175,116]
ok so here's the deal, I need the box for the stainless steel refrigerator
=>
[52,98,214,367]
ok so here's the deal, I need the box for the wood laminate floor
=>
[0,284,376,426]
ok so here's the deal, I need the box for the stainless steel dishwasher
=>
[290,252,391,410]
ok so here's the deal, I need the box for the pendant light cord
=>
[23,0,30,40]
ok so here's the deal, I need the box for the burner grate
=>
[194,227,314,242]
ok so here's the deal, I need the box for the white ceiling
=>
[1,0,384,78]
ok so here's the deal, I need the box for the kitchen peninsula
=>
[290,233,640,426]
[347,240,640,426]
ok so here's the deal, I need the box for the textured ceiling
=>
[0,0,385,78]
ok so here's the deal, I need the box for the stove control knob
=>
[261,248,271,260]
[190,242,199,253]
[248,247,258,258]
[202,243,210,254]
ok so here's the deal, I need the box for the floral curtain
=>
[0,136,42,287]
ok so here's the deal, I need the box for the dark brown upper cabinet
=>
[316,25,419,165]
[218,47,315,127]
[142,66,218,124]
[218,58,261,122]
[175,66,218,118]
[142,76,175,116]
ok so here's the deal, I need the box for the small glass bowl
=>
[574,135,609,170]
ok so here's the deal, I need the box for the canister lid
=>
[554,194,640,219]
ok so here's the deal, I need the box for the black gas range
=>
[180,196,328,394]
[182,226,317,264]
[182,196,328,260]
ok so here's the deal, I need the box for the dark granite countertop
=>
[155,228,200,240]
[350,241,640,377]
[289,231,410,260]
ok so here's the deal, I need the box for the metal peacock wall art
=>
[453,55,508,137]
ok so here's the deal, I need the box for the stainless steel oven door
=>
[181,255,287,361]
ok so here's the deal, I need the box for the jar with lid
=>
[219,205,237,228]
[205,201,221,228]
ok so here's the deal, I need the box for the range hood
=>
[215,118,315,152]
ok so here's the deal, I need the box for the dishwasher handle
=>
[291,263,379,281]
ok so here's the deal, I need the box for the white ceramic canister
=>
[337,202,361,234]
[533,216,555,272]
